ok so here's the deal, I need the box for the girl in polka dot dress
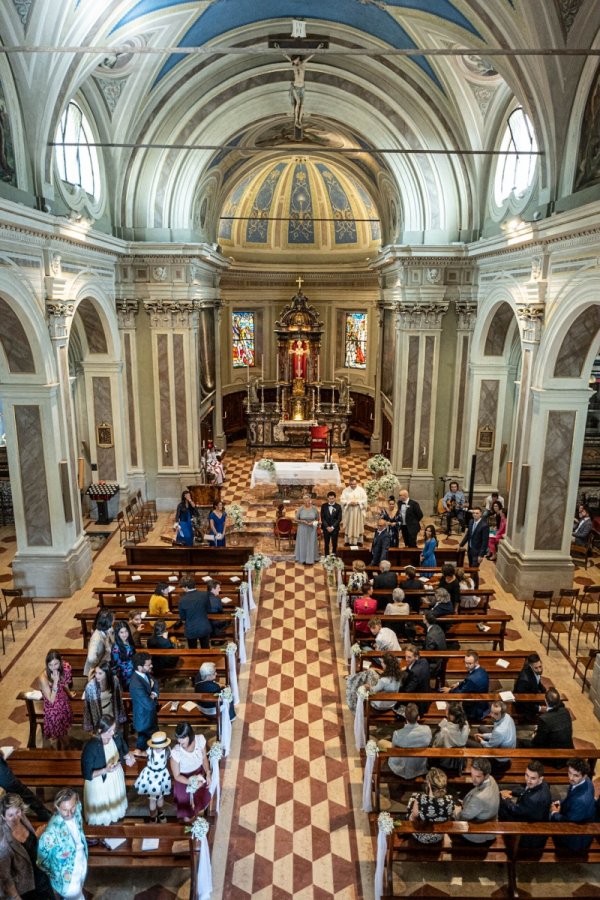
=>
[134,731,172,822]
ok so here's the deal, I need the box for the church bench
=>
[363,692,548,743]
[375,816,600,900]
[124,544,254,568]
[110,561,247,586]
[84,823,201,900]
[54,648,233,682]
[343,565,482,587]
[93,585,243,607]
[351,612,511,651]
[339,547,466,567]
[369,747,598,816]
[18,691,223,749]
[357,649,536,686]
[76,610,235,647]
[362,588,495,613]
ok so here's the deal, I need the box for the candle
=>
[317,355,320,383]
[277,353,280,383]
[246,360,249,383]
[261,354,264,380]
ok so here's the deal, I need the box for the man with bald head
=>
[397,489,423,547]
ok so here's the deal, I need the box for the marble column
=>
[447,300,477,481]
[80,360,128,490]
[117,300,144,491]
[369,300,384,454]
[390,292,448,510]
[212,300,226,450]
[144,300,202,510]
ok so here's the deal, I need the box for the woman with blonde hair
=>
[407,767,455,843]
[347,559,369,592]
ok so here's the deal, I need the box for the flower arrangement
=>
[356,684,370,701]
[365,739,379,758]
[225,642,238,656]
[186,774,202,796]
[219,686,233,703]
[257,458,275,472]
[208,742,223,762]
[342,608,354,622]
[378,810,395,835]
[365,479,380,502]
[225,503,244,530]
[367,454,392,475]
[378,473,400,496]
[233,606,245,620]
[351,642,362,657]
[319,554,345,572]
[185,815,210,840]
[244,553,272,572]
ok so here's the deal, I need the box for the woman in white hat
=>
[134,731,172,823]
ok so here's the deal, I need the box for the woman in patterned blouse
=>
[408,767,455,843]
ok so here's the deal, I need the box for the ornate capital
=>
[517,303,545,343]
[116,299,139,329]
[455,301,478,331]
[46,302,75,340]
[143,299,198,328]
[395,300,448,330]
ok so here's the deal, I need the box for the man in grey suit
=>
[455,757,500,842]
[388,703,432,779]
[422,610,446,682]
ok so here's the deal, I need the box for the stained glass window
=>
[344,312,367,369]
[232,311,255,367]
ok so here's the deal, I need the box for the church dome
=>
[218,155,381,262]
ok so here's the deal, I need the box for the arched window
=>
[55,102,101,200]
[494,108,537,205]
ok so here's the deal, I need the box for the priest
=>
[341,477,368,545]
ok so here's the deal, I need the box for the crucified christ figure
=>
[275,44,323,128]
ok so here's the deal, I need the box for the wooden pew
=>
[18,691,223,749]
[124,544,254,567]
[75,610,235,647]
[93,585,242,607]
[55,648,232,682]
[378,817,600,900]
[357,649,536,687]
[85,823,200,900]
[370,747,599,814]
[361,588,495,613]
[110,561,247,586]
[351,612,512,651]
[343,565,481,589]
[339,547,466,567]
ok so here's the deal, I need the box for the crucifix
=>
[296,275,304,291]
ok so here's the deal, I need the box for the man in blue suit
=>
[129,651,160,755]
[459,507,490,567]
[370,517,392,567]
[550,758,596,851]
[441,649,490,721]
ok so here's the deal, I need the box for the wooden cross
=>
[296,275,304,290]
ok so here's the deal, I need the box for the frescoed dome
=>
[218,156,381,261]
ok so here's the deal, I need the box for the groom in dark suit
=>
[460,507,490,567]
[397,489,423,547]
[320,491,342,555]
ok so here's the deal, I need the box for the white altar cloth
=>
[250,461,341,489]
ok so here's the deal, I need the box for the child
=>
[134,731,172,822]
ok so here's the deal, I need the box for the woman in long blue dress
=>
[174,490,196,546]
[420,524,438,573]
[295,495,320,564]
[111,622,135,690]
[208,500,227,547]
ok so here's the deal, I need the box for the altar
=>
[250,460,342,494]
[245,282,352,453]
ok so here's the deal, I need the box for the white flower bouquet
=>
[185,815,210,840]
[367,454,392,475]
[319,554,345,572]
[225,503,244,529]
[257,458,275,472]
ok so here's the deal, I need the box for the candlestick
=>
[346,375,351,413]
[317,354,320,383]
[246,359,250,383]
[261,354,264,380]
[276,352,280,384]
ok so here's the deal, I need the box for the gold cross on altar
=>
[296,275,304,290]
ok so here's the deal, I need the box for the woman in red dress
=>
[39,650,75,749]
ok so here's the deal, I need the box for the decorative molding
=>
[143,299,199,328]
[395,301,448,330]
[516,303,545,343]
[455,301,478,331]
[11,0,32,28]
[116,299,139,329]
[467,83,498,118]
[152,266,169,282]
[46,302,75,340]
[425,267,442,284]
[557,0,585,32]
[96,77,129,115]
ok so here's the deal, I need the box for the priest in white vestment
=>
[340,477,368,545]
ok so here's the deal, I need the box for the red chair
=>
[274,517,295,550]
[309,425,329,459]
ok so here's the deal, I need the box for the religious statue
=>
[290,339,308,379]
[276,44,323,128]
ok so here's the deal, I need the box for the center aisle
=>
[223,561,363,898]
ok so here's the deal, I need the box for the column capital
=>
[395,299,448,330]
[143,299,199,328]
[516,302,545,343]
[46,301,75,340]
[455,300,478,331]
[116,299,139,330]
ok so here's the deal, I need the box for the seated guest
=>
[368,616,401,653]
[384,588,410,617]
[370,517,392,567]
[437,564,461,609]
[147,619,179,672]
[193,661,235,720]
[520,688,573,762]
[432,702,470,773]
[513,653,545,721]
[550,758,596,851]
[388,703,432,779]
[353,585,377,635]
[421,610,446,682]
[472,700,516,776]
[454,758,500,843]
[0,749,51,822]
[572,506,593,547]
[423,587,454,621]
[206,579,227,636]
[484,490,505,514]
[499,760,552,849]
[347,560,369,592]
[440,650,490,722]
[148,582,176,625]
[442,481,466,533]
[373,559,398,591]
[369,654,402,710]
[401,644,431,713]
[408,767,455,843]
[402,566,423,613]
[456,567,481,610]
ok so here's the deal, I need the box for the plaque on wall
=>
[477,425,495,452]
[96,423,114,448]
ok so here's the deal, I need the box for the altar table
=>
[250,461,342,489]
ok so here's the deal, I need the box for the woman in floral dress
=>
[407,767,455,843]
[111,621,136,690]
[39,650,75,749]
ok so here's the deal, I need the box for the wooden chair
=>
[572,612,600,657]
[130,494,153,533]
[274,516,294,550]
[125,503,146,541]
[309,425,329,459]
[574,648,599,692]
[542,610,575,653]
[0,617,15,653]
[2,588,35,628]
[523,590,553,628]
[571,528,600,568]
[577,584,600,616]
[116,510,139,546]
[137,489,157,524]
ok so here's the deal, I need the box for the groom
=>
[320,491,342,555]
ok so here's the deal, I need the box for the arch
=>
[470,283,524,362]
[536,273,600,389]
[69,275,121,362]
[0,268,56,384]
